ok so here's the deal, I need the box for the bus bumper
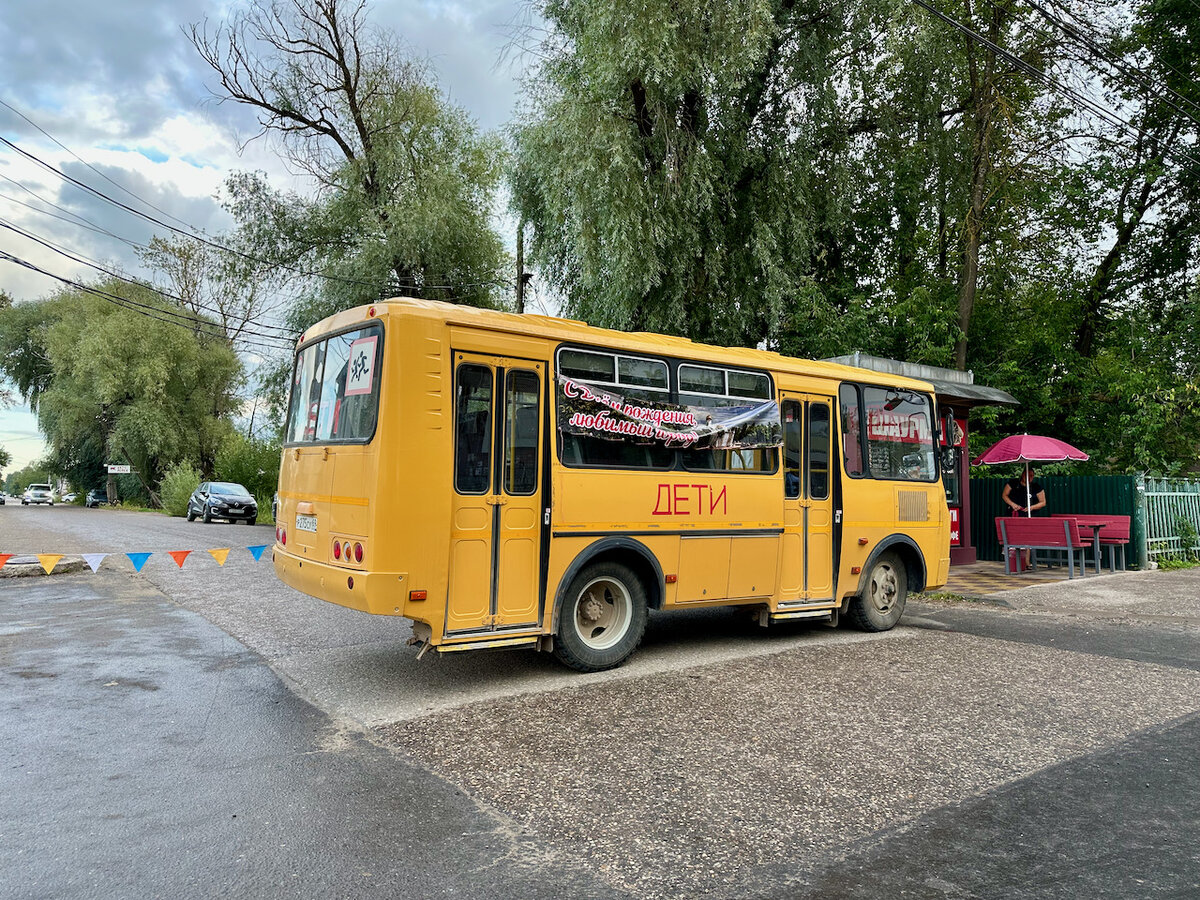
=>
[272,545,406,616]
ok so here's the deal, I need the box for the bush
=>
[255,493,275,526]
[160,462,201,517]
[215,434,281,500]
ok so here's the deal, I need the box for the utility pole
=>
[516,218,526,314]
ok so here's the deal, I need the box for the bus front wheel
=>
[848,550,907,631]
[555,562,648,672]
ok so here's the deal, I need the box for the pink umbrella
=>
[972,433,1089,516]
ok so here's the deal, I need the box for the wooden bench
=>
[996,517,1098,578]
[1052,514,1131,571]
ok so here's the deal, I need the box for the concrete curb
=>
[0,555,89,578]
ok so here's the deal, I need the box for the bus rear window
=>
[285,324,383,444]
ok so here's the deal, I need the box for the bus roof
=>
[307,297,939,394]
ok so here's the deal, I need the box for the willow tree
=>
[191,0,508,320]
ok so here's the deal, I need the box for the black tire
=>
[186,509,196,522]
[245,516,257,526]
[554,561,648,672]
[847,550,907,632]
[202,506,213,524]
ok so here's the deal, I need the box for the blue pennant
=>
[247,544,268,562]
[126,552,152,573]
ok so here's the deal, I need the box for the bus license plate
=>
[296,514,318,533]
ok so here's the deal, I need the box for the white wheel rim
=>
[869,562,899,615]
[572,577,632,650]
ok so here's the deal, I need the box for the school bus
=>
[273,298,950,671]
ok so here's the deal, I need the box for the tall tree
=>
[191,0,508,322]
[0,283,242,496]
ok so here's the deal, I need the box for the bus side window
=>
[455,364,493,494]
[808,402,830,500]
[783,400,801,498]
[504,370,540,496]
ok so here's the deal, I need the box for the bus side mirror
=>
[941,447,957,473]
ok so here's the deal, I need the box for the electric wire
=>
[1020,0,1200,130]
[0,217,297,341]
[0,131,511,294]
[0,97,209,233]
[909,0,1200,170]
[0,251,294,354]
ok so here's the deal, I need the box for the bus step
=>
[437,636,540,654]
[769,609,835,623]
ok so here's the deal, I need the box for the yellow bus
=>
[273,298,949,671]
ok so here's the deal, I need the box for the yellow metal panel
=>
[727,535,779,598]
[676,537,731,603]
[446,536,490,631]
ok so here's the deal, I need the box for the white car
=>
[22,484,54,506]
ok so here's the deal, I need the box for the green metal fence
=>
[970,475,1141,564]
[1144,477,1200,561]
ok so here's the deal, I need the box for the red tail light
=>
[354,542,364,563]
[333,541,342,560]
[279,527,287,546]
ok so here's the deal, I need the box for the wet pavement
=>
[2,505,1200,898]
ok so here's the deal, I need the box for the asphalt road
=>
[3,504,1200,898]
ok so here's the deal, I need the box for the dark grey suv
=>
[187,482,258,524]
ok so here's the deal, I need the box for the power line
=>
[1019,0,1200,130]
[0,132,512,294]
[909,0,1200,170]
[0,217,297,341]
[0,251,293,354]
[0,97,208,234]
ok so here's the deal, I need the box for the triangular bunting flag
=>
[247,544,268,562]
[207,548,231,567]
[0,554,12,570]
[81,553,108,573]
[168,550,192,568]
[126,552,152,573]
[37,554,63,575]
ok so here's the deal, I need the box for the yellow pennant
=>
[38,554,63,575]
[207,548,231,567]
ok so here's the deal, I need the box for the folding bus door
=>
[780,394,835,602]
[446,354,546,635]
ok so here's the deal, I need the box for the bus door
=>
[447,354,545,634]
[780,395,835,601]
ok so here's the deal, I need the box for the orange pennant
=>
[0,554,11,570]
[168,550,192,568]
[207,548,231,567]
[37,554,63,575]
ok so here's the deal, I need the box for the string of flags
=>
[0,545,270,575]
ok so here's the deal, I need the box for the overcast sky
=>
[0,0,537,474]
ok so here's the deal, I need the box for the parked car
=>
[85,489,110,508]
[61,492,78,503]
[0,492,6,505]
[187,482,258,524]
[22,484,53,506]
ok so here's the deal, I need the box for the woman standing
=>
[1003,468,1046,516]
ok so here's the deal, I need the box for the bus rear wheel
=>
[555,562,648,672]
[848,550,907,632]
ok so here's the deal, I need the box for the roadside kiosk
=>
[826,353,1018,566]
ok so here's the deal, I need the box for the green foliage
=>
[255,493,275,527]
[215,433,281,500]
[3,461,52,495]
[160,462,202,518]
[1176,515,1200,562]
[512,0,1200,473]
[0,282,242,496]
[194,0,509,329]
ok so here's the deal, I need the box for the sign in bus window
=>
[862,386,936,482]
[504,370,539,496]
[455,365,493,494]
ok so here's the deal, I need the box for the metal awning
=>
[823,352,1019,408]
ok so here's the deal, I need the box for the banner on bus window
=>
[556,375,782,449]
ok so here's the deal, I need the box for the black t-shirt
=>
[1007,478,1043,510]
